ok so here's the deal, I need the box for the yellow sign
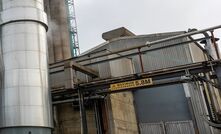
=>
[110,78,153,91]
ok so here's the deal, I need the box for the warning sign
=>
[110,78,153,91]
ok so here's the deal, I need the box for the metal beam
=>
[51,60,221,100]
[96,76,192,94]
[80,60,220,89]
[53,95,104,105]
[50,60,99,77]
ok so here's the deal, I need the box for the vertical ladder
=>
[65,0,80,57]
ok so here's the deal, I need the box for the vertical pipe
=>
[78,89,88,134]
[203,32,218,60]
[210,31,220,59]
[200,81,216,122]
[94,100,103,134]
[0,0,52,133]
[53,106,59,128]
[204,73,219,121]
[138,48,144,73]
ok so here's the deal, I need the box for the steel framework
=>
[65,0,80,57]
[50,25,221,134]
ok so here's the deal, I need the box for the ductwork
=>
[202,32,218,60]
[0,0,52,133]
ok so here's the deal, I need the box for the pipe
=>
[145,25,221,46]
[201,32,218,60]
[138,48,144,73]
[78,89,88,134]
[81,37,209,66]
[49,25,221,65]
[0,0,52,133]
[94,100,103,134]
[77,60,220,89]
[49,37,209,69]
[203,116,221,128]
[210,31,220,59]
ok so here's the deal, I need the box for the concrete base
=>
[0,127,51,134]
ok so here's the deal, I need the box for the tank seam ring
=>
[0,19,48,31]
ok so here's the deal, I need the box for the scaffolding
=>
[65,0,80,57]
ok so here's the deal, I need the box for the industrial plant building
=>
[50,26,221,134]
[1,0,221,134]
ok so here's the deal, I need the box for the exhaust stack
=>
[0,0,52,133]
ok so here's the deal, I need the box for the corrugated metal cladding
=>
[77,45,112,82]
[165,121,195,134]
[184,83,212,134]
[76,31,193,79]
[139,121,195,134]
[75,32,214,134]
[133,37,193,72]
[139,122,165,134]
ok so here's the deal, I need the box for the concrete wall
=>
[108,93,139,134]
[107,57,139,134]
[53,104,97,134]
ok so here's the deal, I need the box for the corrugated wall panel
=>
[139,122,165,134]
[131,39,193,73]
[50,71,65,89]
[165,121,195,134]
[76,71,91,83]
[184,83,212,134]
[82,46,112,79]
[87,51,111,79]
[77,32,192,79]
[141,44,192,72]
[140,121,195,134]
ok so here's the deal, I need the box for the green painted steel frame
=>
[65,0,80,57]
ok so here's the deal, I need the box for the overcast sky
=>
[75,0,221,53]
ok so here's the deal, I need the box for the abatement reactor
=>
[1,0,221,134]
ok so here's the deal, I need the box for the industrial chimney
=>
[0,0,52,133]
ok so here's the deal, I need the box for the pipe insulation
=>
[0,0,52,133]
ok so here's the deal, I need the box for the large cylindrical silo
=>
[0,0,52,133]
